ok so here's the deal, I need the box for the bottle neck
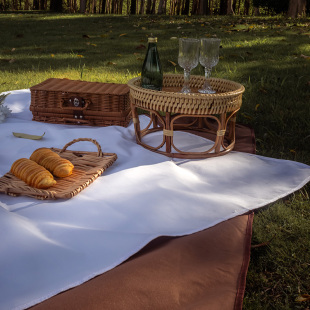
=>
[148,42,157,49]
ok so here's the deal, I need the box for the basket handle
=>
[59,138,103,157]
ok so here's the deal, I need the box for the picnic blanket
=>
[0,89,309,310]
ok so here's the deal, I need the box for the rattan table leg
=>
[215,113,226,153]
[131,104,141,143]
[165,113,172,153]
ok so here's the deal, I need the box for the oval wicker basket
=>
[127,74,245,115]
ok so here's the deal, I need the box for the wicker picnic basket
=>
[30,78,132,127]
[0,138,117,200]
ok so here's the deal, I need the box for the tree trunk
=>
[227,0,234,14]
[130,0,136,14]
[12,0,18,9]
[254,6,259,15]
[157,0,166,14]
[91,0,96,13]
[146,0,151,13]
[175,0,181,14]
[119,0,124,13]
[244,0,250,15]
[198,0,205,14]
[191,0,198,14]
[80,0,86,12]
[181,0,189,14]
[139,0,144,14]
[50,0,62,11]
[33,0,39,9]
[150,0,156,13]
[287,0,307,17]
[237,0,240,14]
[24,0,30,9]
[232,0,236,12]
[219,0,226,14]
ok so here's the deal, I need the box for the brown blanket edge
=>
[234,211,254,310]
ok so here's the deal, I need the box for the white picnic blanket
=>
[0,90,309,310]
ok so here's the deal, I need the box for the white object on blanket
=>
[0,90,309,310]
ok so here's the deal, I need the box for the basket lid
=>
[30,78,129,96]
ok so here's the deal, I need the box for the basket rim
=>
[127,74,245,98]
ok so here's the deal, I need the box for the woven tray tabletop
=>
[128,74,245,115]
[0,138,117,200]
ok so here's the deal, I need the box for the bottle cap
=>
[148,37,157,43]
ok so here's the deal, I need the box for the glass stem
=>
[203,67,212,89]
[184,69,190,90]
[204,67,212,80]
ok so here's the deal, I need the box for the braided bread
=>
[30,148,74,178]
[11,158,56,189]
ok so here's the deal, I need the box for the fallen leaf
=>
[300,54,310,59]
[141,27,146,30]
[100,34,109,38]
[11,48,16,52]
[135,44,146,50]
[77,55,84,58]
[13,132,45,140]
[107,61,116,65]
[119,33,127,37]
[255,104,260,111]
[51,54,55,58]
[241,113,252,120]
[168,60,177,66]
[170,37,178,40]
[296,294,310,302]
[82,34,90,38]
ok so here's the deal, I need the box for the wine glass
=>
[178,38,200,94]
[198,38,221,94]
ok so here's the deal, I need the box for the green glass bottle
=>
[141,36,163,91]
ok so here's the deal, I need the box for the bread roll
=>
[11,158,56,189]
[30,148,74,178]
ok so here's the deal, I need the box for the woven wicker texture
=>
[128,74,245,115]
[0,138,117,200]
[30,78,131,127]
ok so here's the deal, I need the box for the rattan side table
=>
[127,74,245,159]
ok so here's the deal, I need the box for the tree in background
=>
[50,0,62,11]
[0,0,309,15]
[80,0,86,12]
[287,0,307,17]
[157,0,167,14]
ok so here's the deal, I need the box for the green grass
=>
[0,12,310,309]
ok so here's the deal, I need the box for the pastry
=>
[30,148,74,177]
[11,158,56,189]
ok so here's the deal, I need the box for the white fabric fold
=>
[0,90,309,310]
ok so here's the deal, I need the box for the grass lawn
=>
[0,12,310,309]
